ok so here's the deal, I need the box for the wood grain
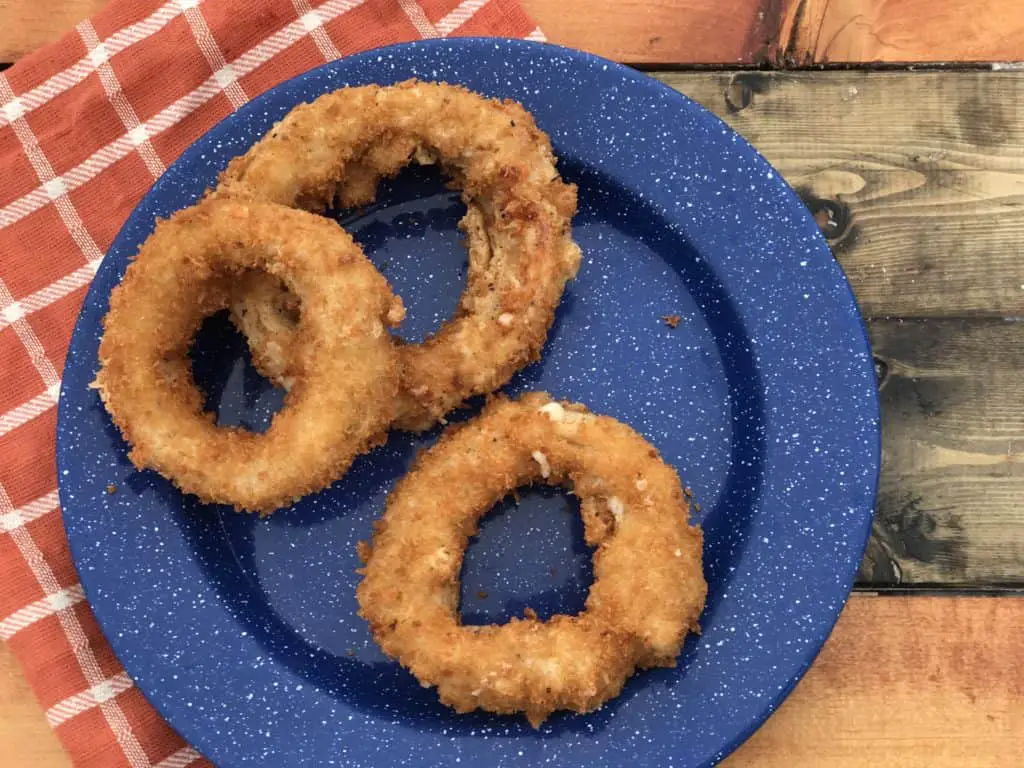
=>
[3,596,1022,766]
[864,319,1024,584]
[0,0,97,63]
[783,0,1024,64]
[520,0,775,64]
[655,71,1024,585]
[4,0,1024,66]
[0,643,69,767]
[0,0,776,65]
[659,71,1024,319]
[723,596,1024,767]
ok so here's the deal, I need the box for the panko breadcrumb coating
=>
[215,80,582,432]
[356,393,706,727]
[94,198,404,513]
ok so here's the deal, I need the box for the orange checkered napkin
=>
[0,1,542,765]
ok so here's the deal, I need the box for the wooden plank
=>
[862,319,1024,584]
[655,71,1024,585]
[658,71,1024,319]
[7,0,1024,66]
[0,0,98,64]
[0,0,777,66]
[783,0,1024,64]
[2,596,1022,765]
[724,596,1024,767]
[0,644,69,768]
[520,0,779,65]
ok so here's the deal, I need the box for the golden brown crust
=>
[94,198,403,513]
[356,393,707,726]
[215,80,582,432]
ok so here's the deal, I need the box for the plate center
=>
[190,311,285,432]
[337,164,468,344]
[460,486,594,625]
[185,163,747,692]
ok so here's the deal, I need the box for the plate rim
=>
[57,37,881,768]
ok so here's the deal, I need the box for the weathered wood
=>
[658,71,1024,319]
[782,0,1024,64]
[864,319,1024,584]
[654,72,1024,585]
[0,0,775,66]
[3,596,1022,766]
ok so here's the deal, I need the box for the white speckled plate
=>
[58,39,880,768]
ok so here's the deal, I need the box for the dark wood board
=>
[658,71,1024,586]
[660,70,1024,319]
[865,319,1024,584]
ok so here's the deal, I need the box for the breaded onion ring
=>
[94,199,404,513]
[216,80,582,432]
[356,393,706,727]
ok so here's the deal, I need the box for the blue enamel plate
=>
[58,39,880,768]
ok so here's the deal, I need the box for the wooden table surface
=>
[3,1,1024,767]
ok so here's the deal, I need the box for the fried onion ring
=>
[94,198,404,513]
[356,393,706,726]
[215,80,582,432]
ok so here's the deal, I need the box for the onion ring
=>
[94,198,404,513]
[355,393,706,726]
[215,80,582,432]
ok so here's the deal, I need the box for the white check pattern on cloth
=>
[0,0,187,131]
[0,489,60,532]
[77,19,168,179]
[179,2,250,109]
[0,483,150,766]
[293,0,343,62]
[0,1,542,764]
[435,0,487,35]
[398,0,439,37]
[0,381,62,437]
[155,747,206,768]
[0,0,370,233]
[0,584,86,641]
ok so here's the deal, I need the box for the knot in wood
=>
[873,356,890,389]
[724,79,753,113]
[796,188,856,252]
